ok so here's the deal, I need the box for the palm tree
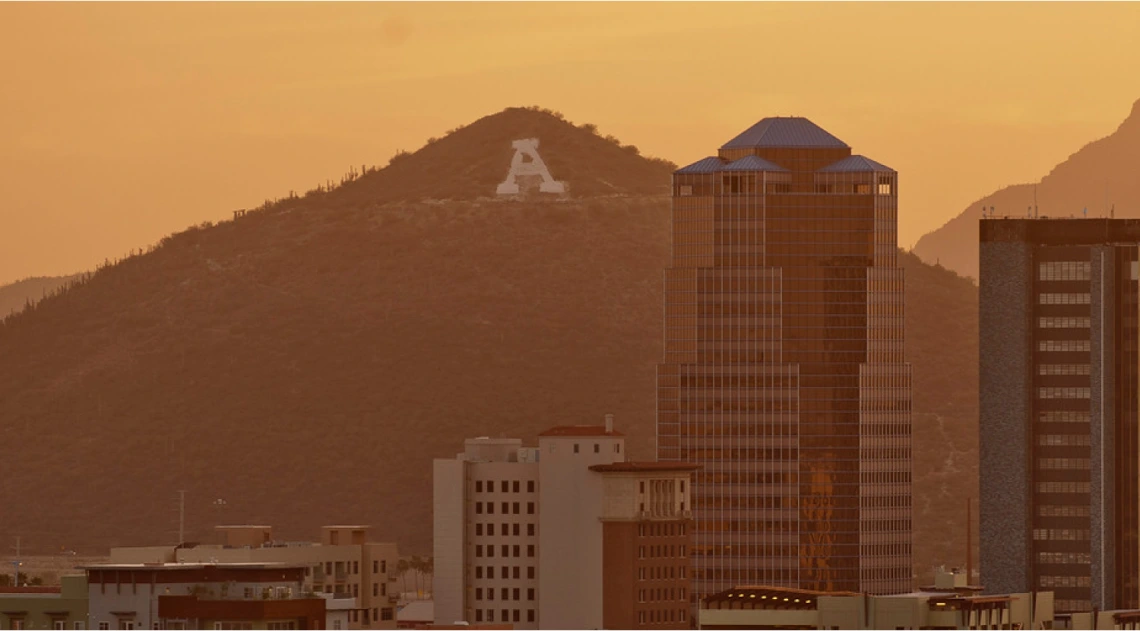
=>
[396,558,410,599]
[410,555,425,598]
[423,557,434,597]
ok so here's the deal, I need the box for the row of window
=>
[1038,552,1092,564]
[572,442,621,454]
[638,586,687,602]
[638,522,687,537]
[476,522,536,537]
[1056,599,1092,612]
[1038,387,1091,399]
[474,587,535,601]
[639,544,687,559]
[475,502,535,515]
[1039,261,1091,281]
[1037,434,1091,447]
[473,565,535,580]
[1038,293,1091,305]
[1038,364,1091,375]
[1038,340,1091,352]
[1032,529,1090,541]
[473,609,534,624]
[1037,482,1091,494]
[1039,317,1091,329]
[1039,504,1091,517]
[1038,458,1091,470]
[475,544,535,558]
[638,609,689,626]
[475,480,535,494]
[1039,575,1092,588]
[638,565,687,581]
[1039,411,1091,424]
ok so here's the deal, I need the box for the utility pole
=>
[11,537,21,587]
[178,490,187,545]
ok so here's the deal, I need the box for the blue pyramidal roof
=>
[675,156,725,174]
[721,117,849,150]
[817,155,894,173]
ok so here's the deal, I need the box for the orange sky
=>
[2,2,1139,285]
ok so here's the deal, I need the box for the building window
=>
[527,502,535,514]
[528,566,535,579]
[99,624,110,631]
[502,545,509,557]
[513,481,520,493]
[501,481,508,492]
[487,523,494,536]
[381,560,386,573]
[372,560,379,573]
[488,503,494,515]
[476,587,483,600]
[488,546,495,558]
[382,582,387,596]
[527,481,535,493]
[353,561,359,574]
[488,567,495,578]
[527,545,535,557]
[53,623,66,631]
[476,523,483,536]
[332,622,342,631]
[501,502,509,513]
[513,502,520,514]
[513,566,520,579]
[574,444,580,453]
[476,480,483,492]
[513,523,520,536]
[528,588,535,600]
[513,610,520,623]
[513,588,520,601]
[476,610,483,623]
[501,610,509,622]
[381,608,394,621]
[476,502,483,514]
[527,524,535,536]
[476,566,483,579]
[373,583,379,596]
[528,610,536,623]
[594,443,599,453]
[488,610,494,622]
[513,545,520,557]
[476,545,483,557]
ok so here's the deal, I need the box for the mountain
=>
[0,106,978,582]
[914,98,1140,280]
[0,274,84,317]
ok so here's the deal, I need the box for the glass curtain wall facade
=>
[657,118,913,603]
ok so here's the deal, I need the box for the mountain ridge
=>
[0,106,978,582]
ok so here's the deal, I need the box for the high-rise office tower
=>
[656,118,913,600]
[980,218,1140,613]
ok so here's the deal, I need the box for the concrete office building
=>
[433,416,697,629]
[980,218,1140,613]
[656,117,913,599]
[110,525,400,629]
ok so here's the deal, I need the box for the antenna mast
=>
[178,490,186,545]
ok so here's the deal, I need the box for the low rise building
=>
[0,575,88,630]
[697,584,1055,630]
[84,562,323,630]
[110,525,400,629]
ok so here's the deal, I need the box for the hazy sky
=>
[2,2,1139,285]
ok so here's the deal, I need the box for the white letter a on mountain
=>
[496,138,566,195]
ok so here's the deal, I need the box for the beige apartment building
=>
[434,416,697,630]
[110,525,400,629]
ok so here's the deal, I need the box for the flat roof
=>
[81,562,308,571]
[589,462,701,473]
[322,525,371,529]
[538,425,624,437]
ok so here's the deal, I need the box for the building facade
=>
[84,563,324,630]
[656,117,913,599]
[433,417,697,630]
[592,462,698,630]
[0,576,88,630]
[979,218,1140,613]
[110,526,400,629]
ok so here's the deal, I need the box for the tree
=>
[422,557,434,596]
[396,558,410,598]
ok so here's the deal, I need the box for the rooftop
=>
[82,562,308,571]
[818,154,894,173]
[589,462,701,473]
[721,117,849,150]
[538,425,624,438]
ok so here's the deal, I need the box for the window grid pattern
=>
[658,144,912,600]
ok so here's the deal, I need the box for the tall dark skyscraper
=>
[980,218,1140,613]
[656,118,913,600]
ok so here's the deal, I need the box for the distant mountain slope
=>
[0,274,84,317]
[914,98,1140,280]
[0,107,978,583]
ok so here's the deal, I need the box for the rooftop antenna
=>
[1034,185,1039,218]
